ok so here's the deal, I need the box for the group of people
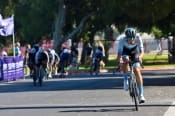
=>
[25,41,80,84]
[0,42,22,57]
[26,42,58,85]
[11,27,146,103]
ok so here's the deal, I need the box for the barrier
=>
[0,56,24,81]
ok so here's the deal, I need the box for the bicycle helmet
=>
[125,28,136,41]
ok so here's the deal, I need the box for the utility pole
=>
[168,33,175,64]
[172,36,175,63]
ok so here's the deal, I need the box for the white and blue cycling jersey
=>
[117,34,144,62]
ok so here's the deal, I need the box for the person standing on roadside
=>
[24,44,31,77]
[15,42,21,56]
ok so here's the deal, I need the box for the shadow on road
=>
[0,70,175,93]
[0,103,173,112]
[0,77,123,93]
[144,77,175,86]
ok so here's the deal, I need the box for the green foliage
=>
[151,26,163,39]
[15,0,58,44]
[80,54,171,70]
[106,54,169,68]
[0,0,175,46]
[143,54,168,61]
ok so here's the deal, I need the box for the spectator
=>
[15,42,21,56]
[1,49,8,57]
[24,44,31,77]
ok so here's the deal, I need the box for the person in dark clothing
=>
[58,45,71,77]
[85,43,92,65]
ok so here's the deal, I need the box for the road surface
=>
[0,70,175,116]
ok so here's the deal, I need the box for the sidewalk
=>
[67,66,175,75]
[142,65,175,71]
[99,65,175,73]
[1,66,174,82]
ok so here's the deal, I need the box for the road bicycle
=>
[127,60,144,111]
[33,62,47,86]
[58,60,69,78]
[38,64,47,86]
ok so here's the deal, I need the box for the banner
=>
[0,56,24,81]
[0,15,14,36]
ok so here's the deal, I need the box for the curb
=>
[142,67,175,71]
[66,67,175,75]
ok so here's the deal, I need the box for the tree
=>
[15,0,58,44]
[1,0,175,63]
[53,0,65,53]
[53,0,99,53]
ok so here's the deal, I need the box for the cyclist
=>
[53,51,60,75]
[33,43,48,85]
[47,48,56,78]
[58,44,71,76]
[117,27,145,103]
[28,44,40,74]
[91,46,104,72]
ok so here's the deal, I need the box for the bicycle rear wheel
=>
[38,65,45,86]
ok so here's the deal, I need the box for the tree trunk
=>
[53,0,65,53]
[80,42,87,65]
[103,26,113,63]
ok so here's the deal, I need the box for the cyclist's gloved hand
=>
[138,55,143,63]
[138,56,144,68]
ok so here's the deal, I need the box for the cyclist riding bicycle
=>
[92,46,103,71]
[34,43,48,84]
[117,27,146,103]
[58,44,71,76]
[28,44,40,72]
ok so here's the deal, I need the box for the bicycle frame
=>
[128,61,139,111]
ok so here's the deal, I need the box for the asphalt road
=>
[0,70,175,116]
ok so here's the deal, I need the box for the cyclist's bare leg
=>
[134,67,143,85]
[48,65,52,78]
[120,56,130,73]
[134,66,145,102]
[120,56,130,90]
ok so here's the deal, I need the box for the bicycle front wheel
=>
[132,81,139,111]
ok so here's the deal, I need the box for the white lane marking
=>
[164,101,175,116]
